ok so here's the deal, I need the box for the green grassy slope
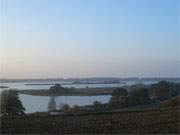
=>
[159,96,179,108]
[2,105,179,134]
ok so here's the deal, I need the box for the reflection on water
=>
[48,96,57,111]
[19,94,111,114]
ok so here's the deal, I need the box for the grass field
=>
[1,104,179,134]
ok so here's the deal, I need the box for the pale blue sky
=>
[0,0,179,78]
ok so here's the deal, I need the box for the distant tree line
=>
[58,81,180,114]
[109,81,179,109]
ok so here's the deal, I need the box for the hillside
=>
[2,105,179,134]
[159,96,179,108]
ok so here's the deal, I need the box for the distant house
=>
[49,110,65,116]
[82,105,93,111]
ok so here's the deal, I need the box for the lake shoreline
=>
[0,86,9,88]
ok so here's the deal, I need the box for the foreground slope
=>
[2,103,179,134]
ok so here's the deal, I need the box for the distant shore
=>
[0,86,9,88]
[18,87,115,96]
[1,77,179,83]
[25,81,125,86]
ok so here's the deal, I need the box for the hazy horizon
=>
[0,0,179,78]
[0,76,179,80]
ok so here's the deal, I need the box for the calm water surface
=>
[19,94,111,113]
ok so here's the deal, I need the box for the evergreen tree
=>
[0,90,25,116]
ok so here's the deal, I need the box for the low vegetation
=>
[1,103,179,134]
[159,96,179,108]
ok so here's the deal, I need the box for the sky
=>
[0,0,179,78]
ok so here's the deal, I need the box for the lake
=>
[19,94,111,114]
